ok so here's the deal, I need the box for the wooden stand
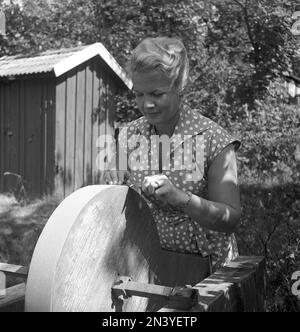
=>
[0,185,266,312]
[25,185,210,312]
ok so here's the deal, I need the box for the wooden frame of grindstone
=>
[0,185,266,312]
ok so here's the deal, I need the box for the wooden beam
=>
[112,276,197,311]
[0,283,26,312]
[0,263,29,278]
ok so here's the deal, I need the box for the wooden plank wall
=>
[104,65,117,183]
[44,80,56,195]
[0,77,55,197]
[0,83,3,191]
[0,57,119,198]
[0,82,6,191]
[25,79,41,195]
[54,57,117,199]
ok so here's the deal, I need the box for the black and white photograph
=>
[0,0,299,316]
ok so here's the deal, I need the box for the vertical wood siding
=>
[93,59,116,186]
[64,71,76,197]
[0,57,120,198]
[54,57,118,199]
[19,80,25,191]
[25,79,41,195]
[92,60,100,184]
[74,67,85,191]
[84,63,93,187]
[10,81,19,189]
[97,64,105,184]
[4,83,13,190]
[0,77,55,197]
[55,77,66,198]
[0,83,4,191]
[43,80,55,195]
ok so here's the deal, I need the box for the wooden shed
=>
[0,43,132,198]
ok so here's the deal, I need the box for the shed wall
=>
[55,57,116,198]
[0,56,120,198]
[0,77,55,196]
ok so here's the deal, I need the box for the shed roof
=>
[0,43,132,89]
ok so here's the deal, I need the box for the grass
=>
[0,194,59,266]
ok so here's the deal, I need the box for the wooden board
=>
[25,79,42,195]
[84,66,93,186]
[0,283,25,312]
[25,185,210,312]
[74,66,85,190]
[0,264,28,278]
[54,77,67,198]
[64,71,76,197]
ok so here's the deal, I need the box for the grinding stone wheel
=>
[25,185,209,312]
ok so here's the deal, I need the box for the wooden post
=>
[0,11,6,36]
[160,256,266,312]
[0,283,26,312]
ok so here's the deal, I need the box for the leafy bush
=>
[230,84,300,312]
[236,183,300,312]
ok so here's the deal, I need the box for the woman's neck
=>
[154,110,181,137]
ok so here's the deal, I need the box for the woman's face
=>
[132,70,181,126]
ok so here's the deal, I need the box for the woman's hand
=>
[103,170,131,185]
[141,174,184,206]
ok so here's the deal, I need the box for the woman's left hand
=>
[141,174,183,206]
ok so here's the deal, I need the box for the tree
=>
[201,0,299,112]
[1,0,299,122]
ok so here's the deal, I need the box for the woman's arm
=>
[178,144,241,233]
[142,144,241,233]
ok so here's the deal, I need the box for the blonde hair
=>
[128,37,189,92]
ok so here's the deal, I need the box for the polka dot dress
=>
[118,104,241,270]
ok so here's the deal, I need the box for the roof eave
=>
[53,43,132,90]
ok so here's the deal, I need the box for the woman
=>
[104,37,241,271]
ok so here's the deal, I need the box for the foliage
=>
[233,80,300,312]
[1,0,299,120]
[236,182,300,312]
[190,0,300,119]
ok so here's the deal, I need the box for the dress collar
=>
[134,104,212,150]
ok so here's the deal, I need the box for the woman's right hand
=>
[103,170,131,185]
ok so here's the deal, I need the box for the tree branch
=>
[231,0,245,10]
[231,0,256,52]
